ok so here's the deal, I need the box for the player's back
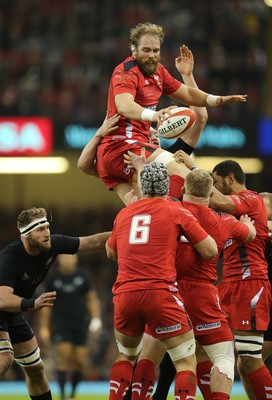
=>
[111,197,203,294]
[177,203,245,282]
[223,190,269,280]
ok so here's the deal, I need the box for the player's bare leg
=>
[0,332,13,377]
[13,336,52,399]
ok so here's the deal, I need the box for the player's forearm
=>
[88,297,101,320]
[116,100,146,120]
[181,74,208,115]
[78,231,112,253]
[171,85,210,107]
[77,135,101,176]
[0,292,27,313]
[209,188,235,215]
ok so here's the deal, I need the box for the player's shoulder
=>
[114,56,138,73]
[168,199,196,218]
[50,234,79,250]
[0,240,23,258]
[123,57,138,72]
[233,189,261,202]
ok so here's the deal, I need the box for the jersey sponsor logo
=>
[224,239,232,249]
[196,321,221,331]
[155,323,181,334]
[21,272,30,281]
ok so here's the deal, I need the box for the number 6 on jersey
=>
[129,215,151,244]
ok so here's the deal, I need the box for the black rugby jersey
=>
[0,235,79,298]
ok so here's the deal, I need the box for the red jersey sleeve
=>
[230,190,261,216]
[220,213,250,243]
[107,220,117,252]
[112,68,138,98]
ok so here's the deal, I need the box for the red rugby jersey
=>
[176,202,250,282]
[221,190,269,280]
[107,197,208,295]
[102,56,181,143]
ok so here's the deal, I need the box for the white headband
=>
[19,218,49,235]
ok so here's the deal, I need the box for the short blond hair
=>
[130,22,164,48]
[185,169,213,198]
[17,207,47,230]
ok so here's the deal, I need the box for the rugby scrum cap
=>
[140,162,169,196]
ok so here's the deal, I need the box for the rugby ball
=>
[157,107,196,139]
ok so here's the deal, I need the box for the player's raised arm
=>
[77,113,120,177]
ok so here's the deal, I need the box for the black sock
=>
[124,382,132,400]
[70,370,82,397]
[123,362,137,400]
[29,391,52,400]
[56,370,67,399]
[153,353,175,400]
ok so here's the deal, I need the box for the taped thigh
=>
[14,346,41,368]
[167,338,196,362]
[203,341,235,381]
[234,335,263,358]
[116,339,143,357]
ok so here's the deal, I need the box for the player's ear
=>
[131,44,136,54]
[181,186,185,194]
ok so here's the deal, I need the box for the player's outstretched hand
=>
[96,112,120,137]
[153,105,178,123]
[124,189,139,206]
[124,147,146,171]
[175,45,194,76]
[34,291,57,310]
[218,95,247,104]
[173,150,195,169]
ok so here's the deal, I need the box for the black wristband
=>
[20,298,35,311]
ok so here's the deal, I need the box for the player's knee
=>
[167,338,196,362]
[14,346,42,369]
[0,338,14,374]
[203,341,235,382]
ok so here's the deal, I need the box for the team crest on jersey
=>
[196,321,221,331]
[123,167,130,175]
[155,323,181,334]
[154,74,162,88]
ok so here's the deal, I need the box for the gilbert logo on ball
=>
[157,107,196,139]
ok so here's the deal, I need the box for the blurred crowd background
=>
[0,0,269,126]
[0,0,272,384]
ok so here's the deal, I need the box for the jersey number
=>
[129,214,151,244]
